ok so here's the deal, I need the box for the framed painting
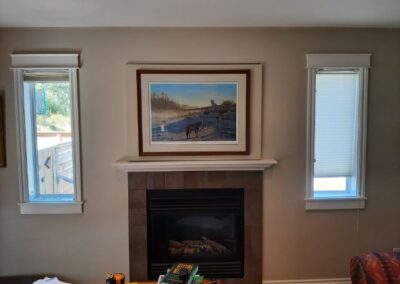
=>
[137,69,250,156]
[0,94,6,167]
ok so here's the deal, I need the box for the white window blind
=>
[314,70,360,177]
[23,69,70,81]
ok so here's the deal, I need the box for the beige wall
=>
[0,28,399,283]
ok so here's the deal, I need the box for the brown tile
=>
[131,236,147,256]
[165,172,184,188]
[130,208,147,226]
[128,173,147,190]
[225,171,262,188]
[246,208,262,226]
[131,226,147,253]
[183,171,207,188]
[146,172,165,189]
[130,260,148,281]
[130,225,148,281]
[130,189,146,209]
[206,171,227,187]
[131,225,147,239]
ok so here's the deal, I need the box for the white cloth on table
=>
[33,277,70,284]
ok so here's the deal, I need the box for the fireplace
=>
[147,189,244,279]
[128,171,263,284]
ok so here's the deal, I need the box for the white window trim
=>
[11,54,83,214]
[306,54,370,210]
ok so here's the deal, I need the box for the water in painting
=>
[150,83,238,143]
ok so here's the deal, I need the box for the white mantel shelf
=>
[112,159,278,172]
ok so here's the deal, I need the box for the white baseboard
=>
[263,278,351,284]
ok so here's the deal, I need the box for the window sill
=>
[18,201,83,214]
[305,197,366,210]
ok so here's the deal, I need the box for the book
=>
[160,263,199,284]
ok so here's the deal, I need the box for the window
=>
[12,54,82,214]
[306,54,370,210]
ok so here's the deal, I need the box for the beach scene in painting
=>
[150,83,238,143]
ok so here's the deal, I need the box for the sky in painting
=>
[150,83,237,107]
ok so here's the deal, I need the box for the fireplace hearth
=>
[147,189,244,279]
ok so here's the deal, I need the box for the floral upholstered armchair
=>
[351,252,400,283]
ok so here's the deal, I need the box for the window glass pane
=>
[313,177,347,191]
[23,71,75,202]
[314,71,359,178]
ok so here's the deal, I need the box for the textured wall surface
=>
[0,28,399,284]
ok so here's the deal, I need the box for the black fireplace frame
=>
[146,188,245,279]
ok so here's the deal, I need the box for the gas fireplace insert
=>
[147,188,244,279]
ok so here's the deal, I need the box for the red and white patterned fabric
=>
[351,252,400,284]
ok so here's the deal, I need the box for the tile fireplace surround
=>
[127,170,264,284]
[113,159,277,283]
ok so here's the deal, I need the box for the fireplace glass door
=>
[147,188,244,279]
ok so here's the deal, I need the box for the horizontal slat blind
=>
[314,71,359,177]
[23,69,70,81]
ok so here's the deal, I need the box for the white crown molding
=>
[10,53,79,68]
[112,159,277,172]
[263,278,351,284]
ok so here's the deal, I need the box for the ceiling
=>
[0,0,399,28]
